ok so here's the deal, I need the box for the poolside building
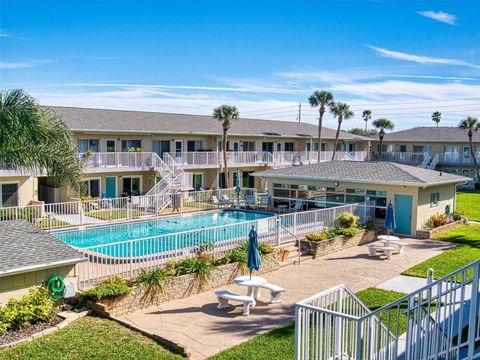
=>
[253,161,470,236]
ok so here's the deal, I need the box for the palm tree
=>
[432,111,442,127]
[0,89,82,190]
[362,109,372,133]
[213,104,239,189]
[308,90,334,162]
[372,118,395,157]
[330,102,354,160]
[459,116,480,186]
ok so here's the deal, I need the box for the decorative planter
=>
[88,253,279,316]
[300,229,378,259]
[416,219,466,239]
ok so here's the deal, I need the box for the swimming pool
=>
[53,210,274,257]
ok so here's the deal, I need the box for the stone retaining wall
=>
[416,219,466,239]
[300,229,378,259]
[89,253,279,316]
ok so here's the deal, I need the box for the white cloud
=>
[66,82,309,95]
[0,61,35,69]
[367,45,480,69]
[417,11,458,25]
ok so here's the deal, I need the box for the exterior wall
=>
[263,176,421,236]
[61,171,155,201]
[417,184,456,230]
[0,175,38,207]
[0,264,78,304]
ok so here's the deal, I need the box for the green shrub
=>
[80,276,132,301]
[451,212,463,222]
[136,268,171,297]
[258,242,275,255]
[305,229,330,242]
[175,257,214,288]
[336,227,359,237]
[424,213,448,230]
[336,211,359,228]
[0,287,55,335]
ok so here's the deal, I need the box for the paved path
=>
[119,238,455,359]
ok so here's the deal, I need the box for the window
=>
[77,139,99,153]
[121,140,141,152]
[430,192,440,207]
[313,143,327,152]
[81,179,100,198]
[284,142,294,151]
[187,140,203,152]
[0,183,18,207]
[106,140,116,152]
[122,177,141,196]
[463,169,471,177]
[242,141,255,151]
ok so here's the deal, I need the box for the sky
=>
[1,0,480,131]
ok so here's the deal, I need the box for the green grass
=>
[456,191,480,222]
[209,288,407,360]
[0,316,183,360]
[35,218,70,229]
[403,224,480,280]
[85,209,146,220]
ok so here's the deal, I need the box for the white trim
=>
[0,181,20,208]
[0,257,86,278]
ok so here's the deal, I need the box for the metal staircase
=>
[142,153,189,213]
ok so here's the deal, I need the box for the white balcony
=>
[372,151,480,166]
[79,152,163,173]
[164,151,273,168]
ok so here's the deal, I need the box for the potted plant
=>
[84,149,94,158]
[278,248,290,261]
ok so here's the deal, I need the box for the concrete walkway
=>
[119,238,455,359]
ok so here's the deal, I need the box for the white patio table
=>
[377,235,400,248]
[234,275,267,300]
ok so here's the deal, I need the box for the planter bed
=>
[88,253,279,316]
[416,219,466,239]
[300,229,378,259]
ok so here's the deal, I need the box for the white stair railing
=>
[428,153,439,170]
[295,259,480,360]
[420,154,431,168]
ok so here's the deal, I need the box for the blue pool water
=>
[53,210,273,257]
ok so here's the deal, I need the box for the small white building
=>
[253,161,470,237]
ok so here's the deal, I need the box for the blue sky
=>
[1,0,480,130]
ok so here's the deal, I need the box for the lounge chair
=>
[221,194,233,206]
[245,195,257,209]
[211,195,221,207]
[290,199,304,212]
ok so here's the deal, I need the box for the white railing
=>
[295,259,480,360]
[71,202,364,288]
[80,152,160,171]
[372,152,426,164]
[165,151,273,168]
[438,152,480,165]
[0,188,258,230]
[428,153,439,170]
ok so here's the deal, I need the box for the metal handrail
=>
[277,219,302,265]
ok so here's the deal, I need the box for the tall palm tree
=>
[362,109,372,133]
[0,89,82,190]
[213,104,239,189]
[459,116,480,186]
[308,90,334,162]
[330,102,354,160]
[432,111,442,127]
[372,118,395,157]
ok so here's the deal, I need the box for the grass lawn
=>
[85,209,146,220]
[0,316,183,360]
[208,288,406,360]
[403,224,480,280]
[456,191,480,222]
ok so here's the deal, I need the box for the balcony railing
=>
[164,151,273,168]
[79,152,164,172]
[372,151,480,166]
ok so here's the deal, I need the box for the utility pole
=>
[297,102,302,123]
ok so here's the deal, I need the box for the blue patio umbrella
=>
[247,226,262,279]
[384,200,396,236]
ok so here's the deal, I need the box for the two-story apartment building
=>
[372,127,479,186]
[0,106,370,207]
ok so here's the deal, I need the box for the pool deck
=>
[118,237,455,359]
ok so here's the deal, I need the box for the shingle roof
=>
[0,221,85,276]
[382,127,480,143]
[253,161,470,187]
[46,106,370,141]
